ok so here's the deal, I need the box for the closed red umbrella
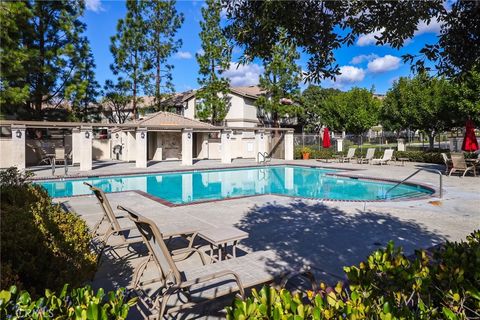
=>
[322,128,331,148]
[461,120,479,152]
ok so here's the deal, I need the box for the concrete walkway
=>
[50,159,480,319]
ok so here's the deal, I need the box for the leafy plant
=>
[0,284,137,319]
[227,230,480,319]
[300,146,313,155]
[0,167,96,295]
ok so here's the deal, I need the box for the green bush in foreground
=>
[227,230,480,319]
[0,168,97,295]
[0,284,136,319]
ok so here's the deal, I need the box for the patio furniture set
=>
[442,152,479,177]
[83,183,315,319]
[324,148,397,165]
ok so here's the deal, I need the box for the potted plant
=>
[301,146,312,160]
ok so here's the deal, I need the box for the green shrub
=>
[0,284,136,319]
[226,230,480,319]
[394,150,445,164]
[0,167,96,295]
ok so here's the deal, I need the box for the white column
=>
[336,138,344,153]
[284,130,294,160]
[11,125,26,170]
[182,128,193,166]
[72,128,81,164]
[135,127,148,168]
[79,126,92,171]
[255,130,266,162]
[397,138,406,152]
[221,130,232,164]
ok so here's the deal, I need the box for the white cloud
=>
[196,48,205,56]
[175,51,193,59]
[85,0,104,12]
[367,55,401,73]
[223,62,263,86]
[220,7,228,19]
[349,54,378,65]
[335,66,366,84]
[415,17,442,36]
[356,29,384,46]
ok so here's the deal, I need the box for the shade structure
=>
[322,128,331,148]
[461,120,479,152]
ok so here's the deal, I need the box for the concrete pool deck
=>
[47,159,480,319]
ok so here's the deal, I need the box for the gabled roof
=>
[134,111,215,129]
[229,86,265,99]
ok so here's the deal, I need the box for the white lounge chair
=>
[371,149,394,165]
[358,148,376,164]
[339,148,356,163]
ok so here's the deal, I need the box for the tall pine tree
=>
[110,0,147,120]
[0,0,97,119]
[196,0,231,124]
[256,29,302,127]
[143,0,183,111]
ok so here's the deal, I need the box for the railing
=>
[258,152,271,165]
[385,168,443,198]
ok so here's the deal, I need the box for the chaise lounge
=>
[118,205,316,319]
[371,149,394,165]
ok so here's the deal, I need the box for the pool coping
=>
[41,163,439,206]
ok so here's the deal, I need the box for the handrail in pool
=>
[385,168,443,198]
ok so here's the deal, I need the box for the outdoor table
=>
[396,157,410,166]
[465,159,480,168]
[197,227,249,262]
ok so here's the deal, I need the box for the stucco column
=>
[255,130,267,162]
[221,130,232,164]
[284,130,294,160]
[182,128,193,166]
[397,138,406,152]
[11,125,26,170]
[79,126,92,171]
[135,127,148,168]
[336,138,344,153]
[71,128,81,164]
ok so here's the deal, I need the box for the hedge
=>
[294,146,462,164]
[0,284,136,319]
[226,230,480,319]
[0,168,97,295]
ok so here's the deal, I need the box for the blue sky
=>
[83,0,441,94]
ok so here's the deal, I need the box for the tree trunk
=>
[156,54,160,109]
[132,52,138,120]
[35,4,45,113]
[428,133,435,149]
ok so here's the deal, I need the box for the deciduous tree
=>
[196,0,231,124]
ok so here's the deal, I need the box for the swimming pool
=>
[36,166,434,204]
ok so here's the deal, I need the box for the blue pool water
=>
[37,166,433,203]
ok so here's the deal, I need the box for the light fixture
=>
[226,133,230,139]
[141,132,145,139]
[260,133,264,139]
[187,132,191,139]
[15,130,22,138]
[85,131,90,139]
[115,133,119,139]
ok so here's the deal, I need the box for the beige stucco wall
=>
[184,98,196,119]
[0,139,13,168]
[92,139,111,160]
[147,131,181,160]
[208,138,221,159]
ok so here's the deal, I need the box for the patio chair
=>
[441,153,452,174]
[357,148,376,164]
[371,149,394,165]
[339,147,356,163]
[84,182,144,258]
[449,153,477,177]
[118,205,317,320]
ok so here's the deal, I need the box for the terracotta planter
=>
[302,152,310,160]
